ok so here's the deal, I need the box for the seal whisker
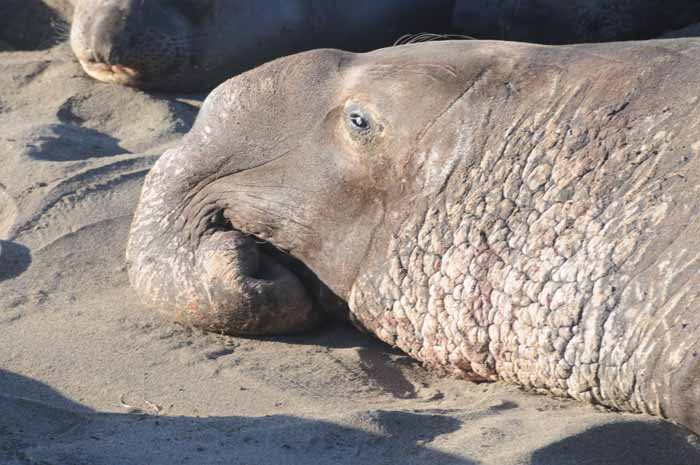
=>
[394,33,476,46]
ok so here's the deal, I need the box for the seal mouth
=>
[210,212,350,324]
[79,59,142,86]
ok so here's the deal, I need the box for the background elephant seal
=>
[128,38,700,434]
[69,0,454,91]
[69,0,700,92]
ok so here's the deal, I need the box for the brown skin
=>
[128,39,700,434]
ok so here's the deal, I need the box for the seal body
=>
[128,38,700,434]
[69,0,700,91]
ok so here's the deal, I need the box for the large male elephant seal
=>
[69,0,700,91]
[128,38,700,434]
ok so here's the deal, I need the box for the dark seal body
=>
[69,0,700,91]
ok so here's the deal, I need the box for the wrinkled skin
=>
[68,0,700,91]
[128,39,700,434]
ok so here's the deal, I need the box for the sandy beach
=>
[1,39,700,465]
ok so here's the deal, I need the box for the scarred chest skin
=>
[348,42,700,420]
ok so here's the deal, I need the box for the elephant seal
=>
[70,0,700,91]
[69,0,454,91]
[128,38,700,434]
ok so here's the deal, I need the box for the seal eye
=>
[345,104,375,136]
[349,112,369,131]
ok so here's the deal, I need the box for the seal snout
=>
[71,5,145,85]
[77,52,142,86]
[71,0,192,89]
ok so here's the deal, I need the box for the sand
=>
[1,39,699,465]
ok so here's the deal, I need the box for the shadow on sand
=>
[0,0,72,51]
[531,420,700,465]
[0,369,474,465]
[0,240,31,282]
[2,369,700,465]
